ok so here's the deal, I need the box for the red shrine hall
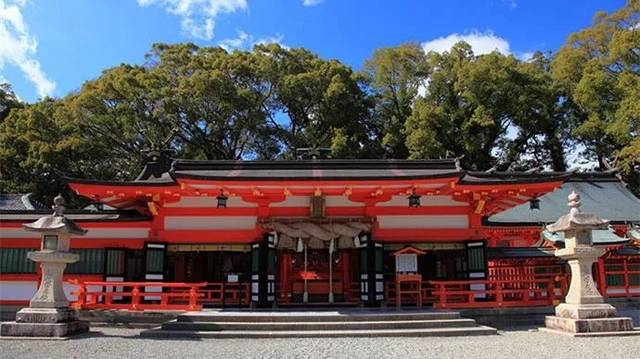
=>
[1,158,639,310]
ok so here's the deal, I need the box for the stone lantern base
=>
[543,303,636,336]
[0,308,89,338]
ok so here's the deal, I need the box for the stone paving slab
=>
[2,327,640,359]
[539,327,640,337]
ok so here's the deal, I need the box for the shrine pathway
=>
[1,327,639,359]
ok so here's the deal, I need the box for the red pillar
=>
[341,250,350,301]
[278,251,290,302]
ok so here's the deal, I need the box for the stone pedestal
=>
[543,247,636,335]
[0,195,90,338]
[1,308,89,338]
[541,192,638,336]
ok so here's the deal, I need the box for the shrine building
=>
[1,158,639,310]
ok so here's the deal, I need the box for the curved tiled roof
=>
[488,177,640,224]
[0,193,46,210]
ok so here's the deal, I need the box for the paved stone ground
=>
[1,327,639,359]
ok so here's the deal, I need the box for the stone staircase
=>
[141,310,497,338]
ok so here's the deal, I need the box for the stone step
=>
[162,318,478,331]
[141,325,497,338]
[176,311,460,323]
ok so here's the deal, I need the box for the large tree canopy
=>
[1,1,638,201]
[404,43,569,171]
[552,0,639,188]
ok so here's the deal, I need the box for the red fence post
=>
[105,285,113,306]
[495,281,503,307]
[188,285,198,310]
[75,282,86,309]
[548,278,555,304]
[597,258,608,299]
[624,258,630,298]
[437,283,447,309]
[131,286,140,311]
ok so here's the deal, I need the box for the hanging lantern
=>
[216,189,228,208]
[408,188,421,208]
[529,198,540,210]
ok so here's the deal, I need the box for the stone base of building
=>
[0,308,89,338]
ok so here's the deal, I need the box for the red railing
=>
[598,256,640,298]
[178,282,250,306]
[70,281,207,311]
[430,277,568,309]
[385,281,436,306]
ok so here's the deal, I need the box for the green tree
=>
[551,0,640,188]
[362,44,429,158]
[0,98,110,204]
[256,44,374,158]
[0,83,22,123]
[405,43,569,171]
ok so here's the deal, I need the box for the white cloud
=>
[0,0,55,98]
[218,30,286,51]
[138,0,248,40]
[303,0,324,6]
[516,51,535,61]
[421,30,511,56]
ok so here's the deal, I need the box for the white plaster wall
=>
[0,281,37,300]
[0,228,149,239]
[164,216,257,230]
[269,196,309,207]
[325,196,365,207]
[377,215,469,229]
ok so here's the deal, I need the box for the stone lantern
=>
[0,195,90,337]
[543,192,636,336]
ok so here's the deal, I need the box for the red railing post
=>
[131,285,140,311]
[105,285,113,306]
[548,278,555,304]
[75,282,87,309]
[597,258,607,299]
[437,282,447,309]
[495,281,503,307]
[623,258,630,298]
[188,285,198,310]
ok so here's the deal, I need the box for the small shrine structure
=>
[393,246,425,307]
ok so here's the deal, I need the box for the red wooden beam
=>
[158,229,262,243]
[160,205,471,217]
[373,228,481,242]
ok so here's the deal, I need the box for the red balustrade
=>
[430,276,568,309]
[598,256,640,298]
[70,281,206,311]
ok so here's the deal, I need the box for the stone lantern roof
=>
[546,191,609,233]
[22,194,87,235]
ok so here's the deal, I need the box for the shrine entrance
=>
[262,219,372,306]
[277,248,361,305]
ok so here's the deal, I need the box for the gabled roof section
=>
[171,159,462,181]
[460,171,573,185]
[0,193,47,210]
[487,173,640,225]
[541,228,628,246]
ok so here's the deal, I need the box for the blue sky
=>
[0,0,626,103]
